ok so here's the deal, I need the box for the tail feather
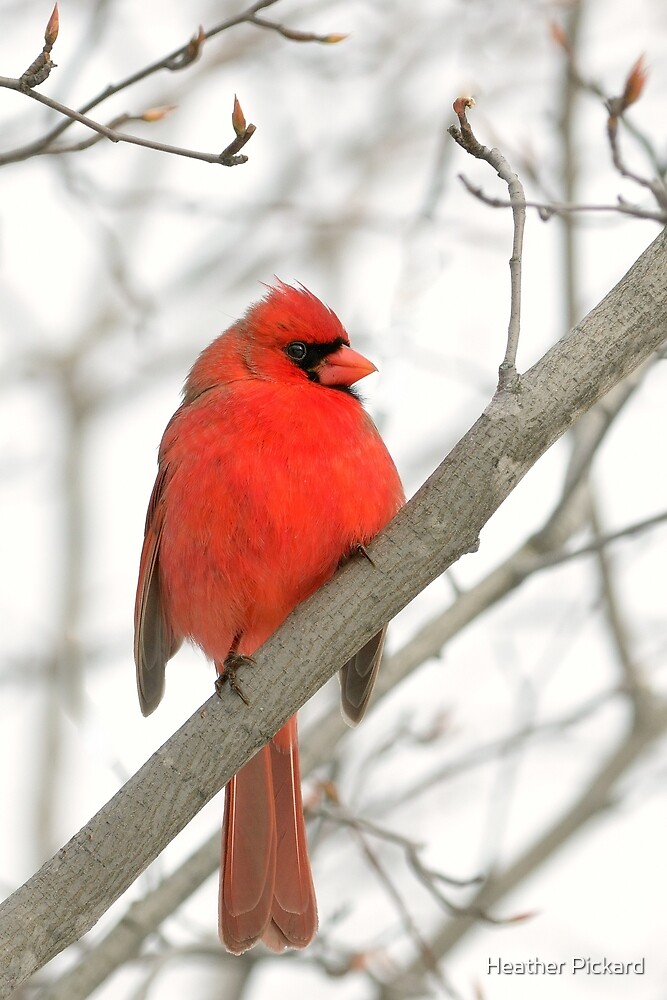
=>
[219,716,318,954]
[268,717,318,946]
[219,749,277,954]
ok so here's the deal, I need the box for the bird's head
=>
[241,282,377,390]
[184,283,377,401]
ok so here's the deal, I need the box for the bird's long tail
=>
[219,715,318,954]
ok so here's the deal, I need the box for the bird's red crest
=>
[244,282,349,349]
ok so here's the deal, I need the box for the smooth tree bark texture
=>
[0,227,665,997]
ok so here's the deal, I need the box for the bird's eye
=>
[286,342,307,361]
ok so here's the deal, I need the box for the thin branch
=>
[371,687,619,817]
[26,108,175,156]
[6,2,275,150]
[321,803,531,928]
[0,79,255,166]
[318,805,482,890]
[551,31,667,208]
[531,509,667,573]
[448,97,526,387]
[0,0,338,166]
[589,495,643,695]
[457,175,667,224]
[383,686,667,998]
[606,123,667,210]
[557,0,585,332]
[248,15,346,44]
[33,371,87,862]
[604,56,667,212]
[340,815,447,992]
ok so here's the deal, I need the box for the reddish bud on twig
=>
[44,3,59,48]
[606,54,648,136]
[166,25,205,70]
[231,95,246,137]
[275,25,346,43]
[549,20,570,54]
[621,54,648,110]
[186,25,206,63]
[347,951,373,972]
[141,105,177,122]
[218,97,256,166]
[449,97,489,160]
[318,779,340,804]
[453,95,476,118]
[504,909,538,924]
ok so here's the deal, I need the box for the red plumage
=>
[134,283,403,953]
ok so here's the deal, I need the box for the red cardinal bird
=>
[134,283,403,954]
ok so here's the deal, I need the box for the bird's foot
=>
[215,652,255,706]
[355,542,376,567]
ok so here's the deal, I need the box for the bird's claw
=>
[355,542,376,567]
[216,652,255,706]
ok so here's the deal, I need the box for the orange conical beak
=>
[318,345,377,387]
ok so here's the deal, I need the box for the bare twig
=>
[448,98,526,388]
[604,56,667,211]
[359,842,443,988]
[318,802,481,889]
[557,0,584,331]
[531,509,667,573]
[551,29,667,210]
[248,16,346,44]
[321,802,532,928]
[0,80,255,166]
[320,799,450,995]
[589,496,643,695]
[457,177,667,224]
[15,107,177,156]
[33,371,87,861]
[383,687,667,997]
[0,0,339,167]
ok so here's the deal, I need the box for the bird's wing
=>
[338,627,387,726]
[134,463,182,716]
